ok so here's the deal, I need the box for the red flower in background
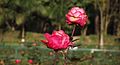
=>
[41,30,72,51]
[28,59,33,64]
[15,59,21,64]
[66,7,88,27]
[32,43,37,46]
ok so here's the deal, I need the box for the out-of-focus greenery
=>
[0,0,119,35]
[0,31,119,45]
[0,31,44,43]
[0,45,120,65]
[0,0,119,65]
[0,0,92,32]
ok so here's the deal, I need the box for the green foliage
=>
[0,15,4,25]
[0,0,117,35]
[0,45,120,65]
[16,13,26,25]
[0,0,93,33]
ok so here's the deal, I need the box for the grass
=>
[0,31,120,65]
[0,31,119,46]
[0,45,120,65]
[0,31,44,44]
[74,35,119,46]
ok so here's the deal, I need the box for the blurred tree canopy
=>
[0,0,119,36]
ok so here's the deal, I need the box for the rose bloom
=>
[66,7,88,27]
[41,30,72,51]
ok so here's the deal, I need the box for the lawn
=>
[0,31,120,65]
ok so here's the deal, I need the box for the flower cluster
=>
[41,6,88,51]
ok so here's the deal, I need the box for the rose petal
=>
[74,12,81,17]
[66,20,72,24]
[44,33,51,41]
[68,12,73,16]
[77,8,85,14]
[70,8,76,14]
[68,17,80,22]
[52,31,62,36]
[41,40,48,44]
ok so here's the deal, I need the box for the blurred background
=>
[0,0,120,44]
[0,0,120,65]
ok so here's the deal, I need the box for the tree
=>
[94,0,120,48]
[0,0,51,41]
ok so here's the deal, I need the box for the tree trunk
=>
[104,22,108,35]
[22,25,25,38]
[99,9,104,49]
[95,15,100,35]
[21,24,25,42]
[116,21,120,36]
[81,25,88,36]
[11,26,15,31]
[104,15,110,35]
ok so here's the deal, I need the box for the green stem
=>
[71,25,76,40]
[54,51,59,65]
[62,51,67,65]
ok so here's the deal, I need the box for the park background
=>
[0,0,120,65]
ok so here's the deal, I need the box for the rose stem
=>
[54,51,59,65]
[71,25,76,39]
[62,51,67,65]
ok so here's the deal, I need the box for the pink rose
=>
[66,7,88,27]
[41,30,72,51]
